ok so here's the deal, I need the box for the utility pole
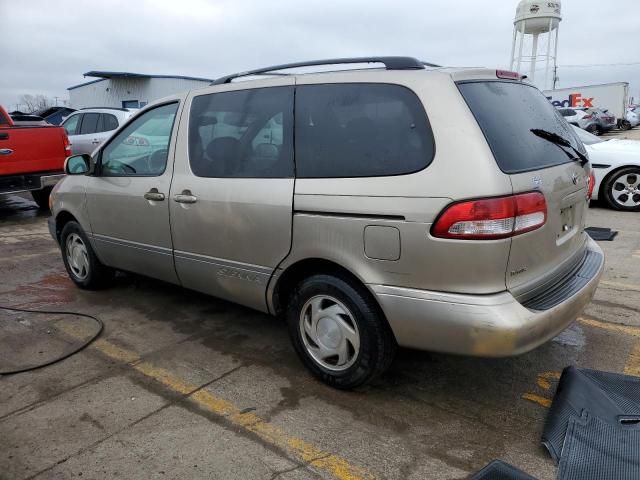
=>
[54,96,59,106]
[553,65,558,89]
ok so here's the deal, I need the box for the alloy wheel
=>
[611,172,640,208]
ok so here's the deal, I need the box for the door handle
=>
[0,132,9,140]
[144,189,165,201]
[0,148,13,156]
[173,190,197,204]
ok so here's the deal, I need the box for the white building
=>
[67,71,213,109]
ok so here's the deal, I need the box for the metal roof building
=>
[67,71,213,109]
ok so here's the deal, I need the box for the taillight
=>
[431,192,547,240]
[496,70,522,80]
[583,114,593,119]
[63,134,71,154]
[587,171,595,200]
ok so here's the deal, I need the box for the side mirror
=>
[64,154,91,175]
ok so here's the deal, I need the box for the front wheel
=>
[603,167,640,211]
[60,221,114,289]
[286,274,396,389]
[31,187,52,210]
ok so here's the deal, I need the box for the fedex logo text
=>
[547,93,594,108]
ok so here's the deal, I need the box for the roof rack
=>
[211,57,439,85]
[79,107,132,112]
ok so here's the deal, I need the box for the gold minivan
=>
[49,57,604,388]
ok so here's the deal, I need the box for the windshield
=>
[571,125,602,145]
[458,81,585,173]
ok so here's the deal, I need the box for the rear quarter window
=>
[295,83,434,178]
[458,81,585,174]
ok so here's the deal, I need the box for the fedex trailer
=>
[543,82,630,128]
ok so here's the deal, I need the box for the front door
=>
[170,81,295,312]
[72,112,102,155]
[85,101,182,283]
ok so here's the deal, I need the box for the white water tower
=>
[509,1,562,89]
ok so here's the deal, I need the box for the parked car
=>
[625,106,640,128]
[32,106,76,126]
[572,125,640,211]
[0,105,70,209]
[61,107,136,155]
[49,57,604,388]
[9,113,50,126]
[584,107,616,135]
[557,107,597,131]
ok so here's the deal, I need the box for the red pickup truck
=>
[1,105,70,209]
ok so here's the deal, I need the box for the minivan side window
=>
[188,86,293,178]
[100,102,178,177]
[295,84,434,178]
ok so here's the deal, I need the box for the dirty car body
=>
[49,57,604,388]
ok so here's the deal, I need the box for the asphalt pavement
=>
[0,190,639,480]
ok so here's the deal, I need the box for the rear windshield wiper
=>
[530,128,589,167]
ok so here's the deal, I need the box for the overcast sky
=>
[1,0,639,110]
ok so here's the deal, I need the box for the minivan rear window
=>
[458,81,585,173]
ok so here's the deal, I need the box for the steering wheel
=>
[147,149,167,174]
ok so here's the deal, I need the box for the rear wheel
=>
[60,221,114,289]
[31,187,52,210]
[619,120,632,131]
[286,274,396,389]
[603,167,640,211]
[585,124,599,136]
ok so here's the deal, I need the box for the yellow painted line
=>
[54,320,374,480]
[599,280,640,293]
[578,317,640,337]
[536,371,561,390]
[522,393,552,408]
[624,341,640,377]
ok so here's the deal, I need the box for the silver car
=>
[557,107,598,132]
[49,57,604,389]
[61,107,136,155]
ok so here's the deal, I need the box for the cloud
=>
[2,0,639,109]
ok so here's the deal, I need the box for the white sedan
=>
[573,125,640,211]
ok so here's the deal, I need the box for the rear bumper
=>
[0,172,64,195]
[371,237,604,357]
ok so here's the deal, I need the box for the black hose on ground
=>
[0,305,103,375]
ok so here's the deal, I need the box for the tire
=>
[286,274,396,389]
[585,124,599,135]
[602,167,640,211]
[60,221,114,289]
[31,187,52,210]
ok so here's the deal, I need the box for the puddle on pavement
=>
[552,323,586,349]
[0,193,43,222]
